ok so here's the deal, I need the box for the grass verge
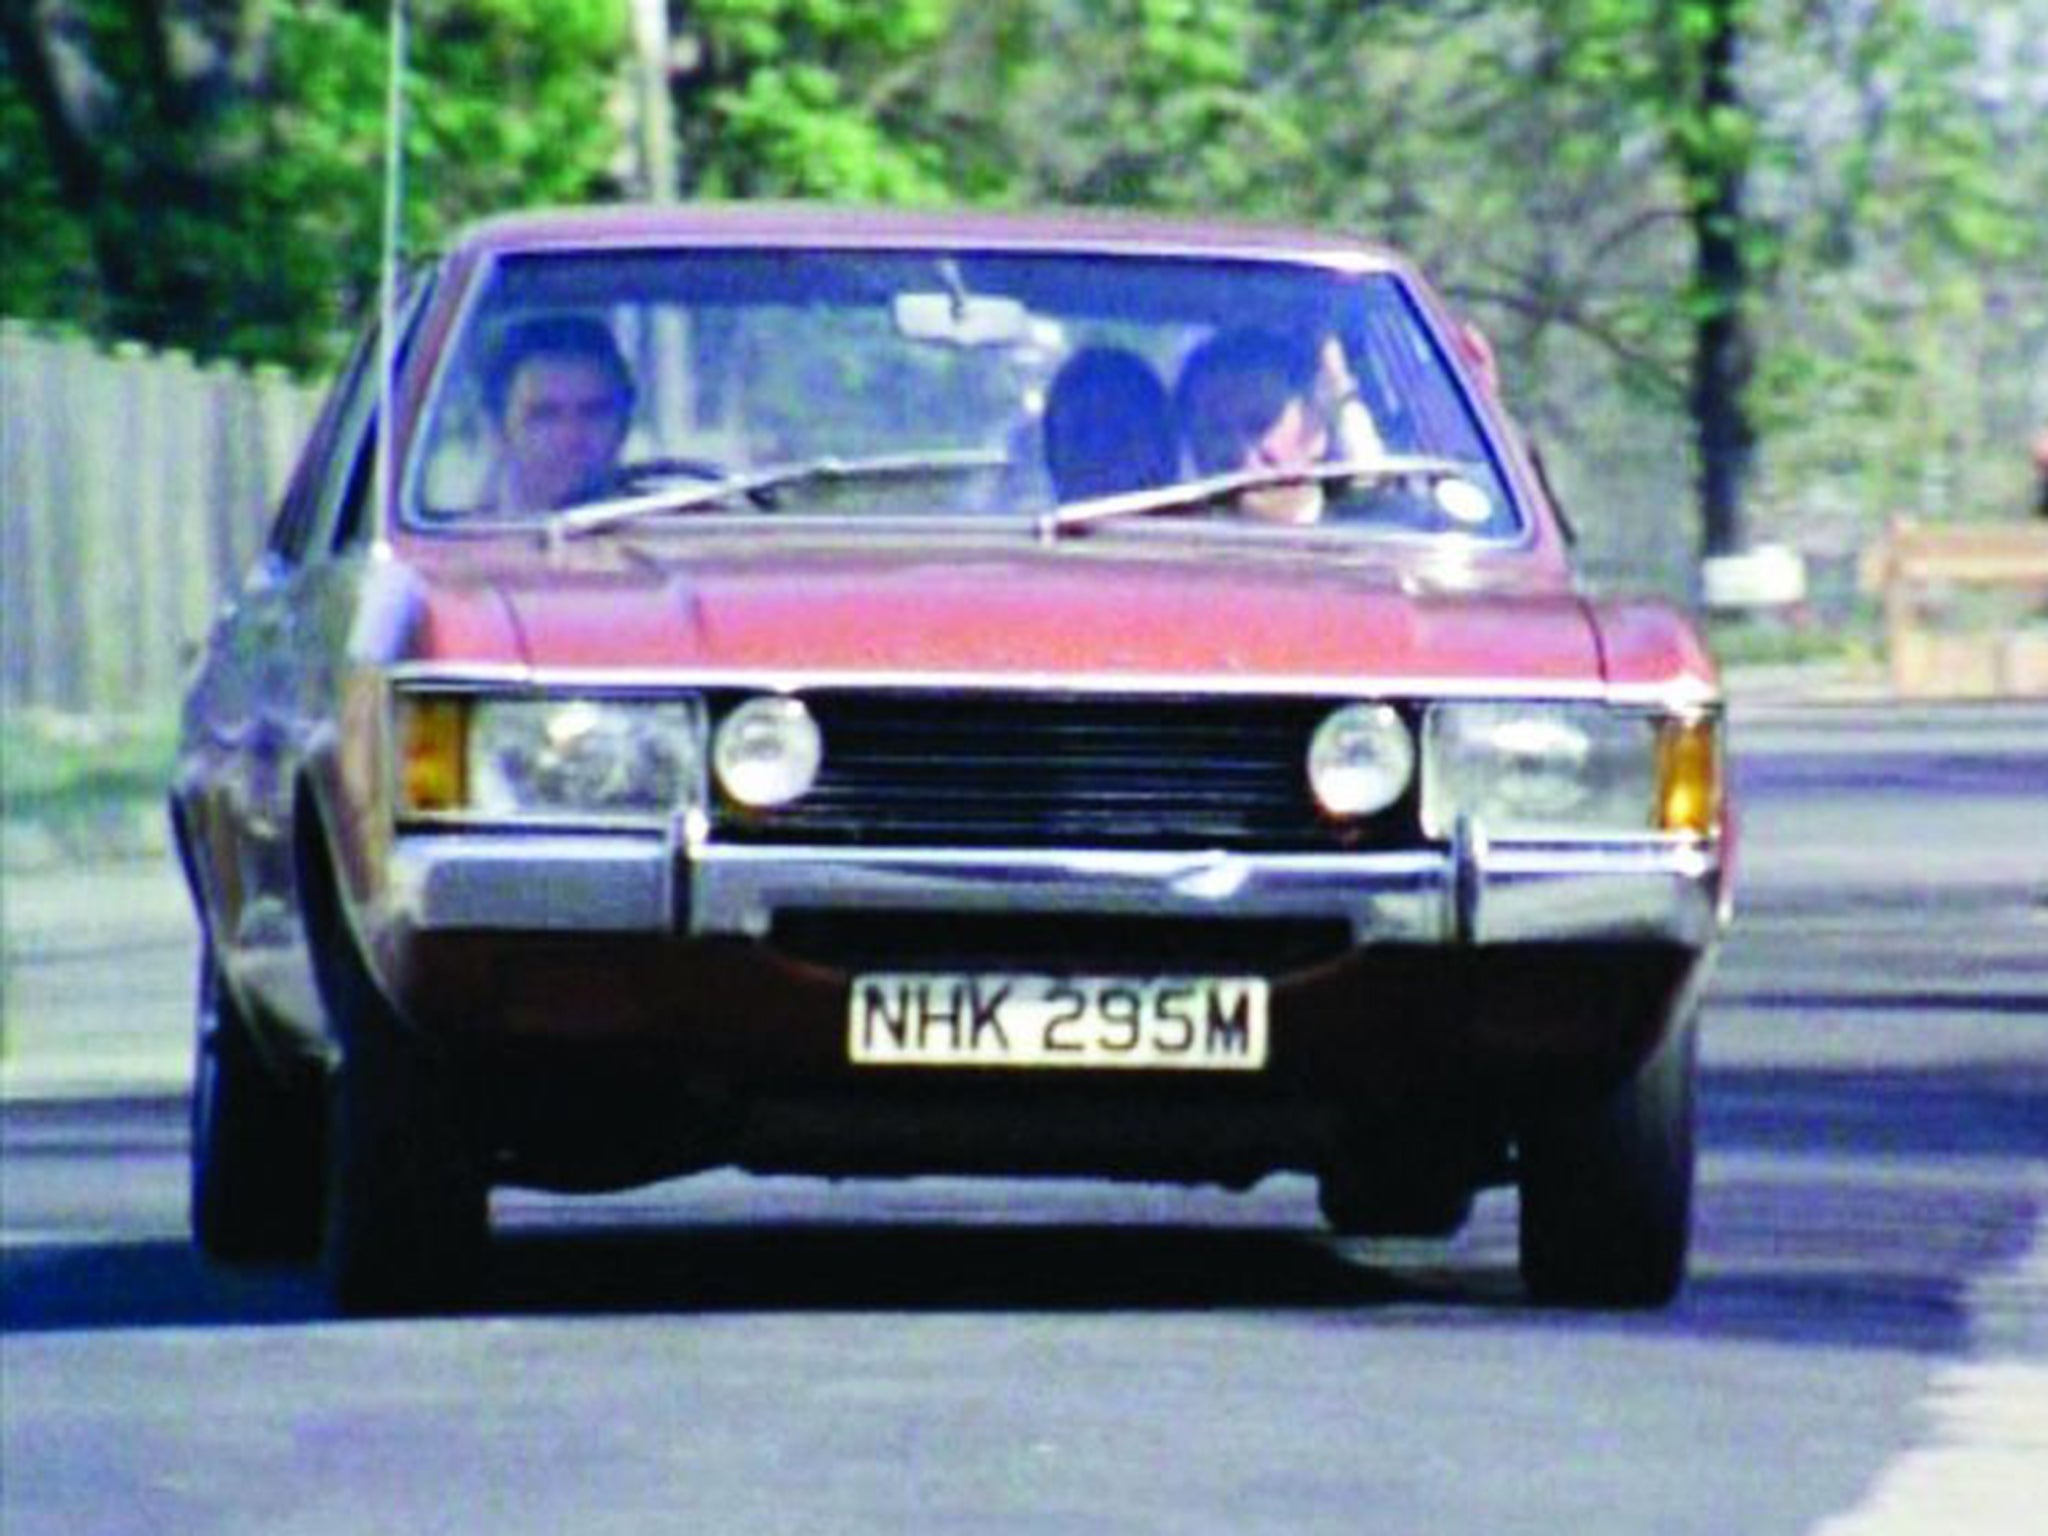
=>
[1,710,177,864]
[1705,611,1882,669]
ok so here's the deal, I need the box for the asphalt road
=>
[3,699,2046,1534]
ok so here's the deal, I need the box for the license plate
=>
[849,973,1269,1070]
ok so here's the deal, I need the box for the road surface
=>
[4,699,2046,1533]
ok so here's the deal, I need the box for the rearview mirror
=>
[892,292,1030,348]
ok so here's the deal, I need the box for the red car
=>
[172,205,1729,1313]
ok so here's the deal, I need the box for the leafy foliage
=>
[678,0,955,200]
[0,65,96,326]
[2,0,629,371]
[1746,0,2048,544]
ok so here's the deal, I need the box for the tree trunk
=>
[1683,0,1755,560]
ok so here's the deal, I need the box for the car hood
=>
[404,535,1611,688]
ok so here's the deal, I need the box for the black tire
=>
[190,949,326,1263]
[319,935,489,1317]
[1517,1010,1697,1309]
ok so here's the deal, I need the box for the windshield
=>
[408,247,1521,540]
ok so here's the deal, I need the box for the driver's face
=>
[498,357,630,511]
[1184,366,1330,523]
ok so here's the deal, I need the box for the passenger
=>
[480,315,636,513]
[1042,346,1179,503]
[1174,328,1384,525]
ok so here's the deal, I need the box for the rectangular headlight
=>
[1422,702,1718,841]
[395,693,706,824]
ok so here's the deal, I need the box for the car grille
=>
[709,691,1420,852]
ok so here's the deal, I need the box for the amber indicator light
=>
[1656,717,1720,836]
[399,697,468,813]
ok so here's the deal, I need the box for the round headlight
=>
[1307,703,1414,817]
[714,696,822,809]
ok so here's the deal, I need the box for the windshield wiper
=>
[545,447,1006,546]
[1037,453,1474,540]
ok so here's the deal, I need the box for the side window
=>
[300,333,384,559]
[265,329,374,567]
[282,265,438,561]
[268,328,377,567]
[328,432,379,553]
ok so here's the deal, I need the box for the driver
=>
[481,315,635,513]
[1174,327,1383,525]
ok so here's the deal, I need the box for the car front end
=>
[182,206,1729,1311]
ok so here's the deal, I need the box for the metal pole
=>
[630,0,678,201]
[374,0,408,543]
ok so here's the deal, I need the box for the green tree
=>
[966,0,1287,213]
[671,0,957,200]
[1750,0,2048,534]
[1,0,630,370]
[0,46,95,327]
[1274,0,1766,560]
[667,0,1300,213]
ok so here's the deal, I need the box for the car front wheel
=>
[319,947,488,1317]
[1517,1009,1697,1309]
[190,949,325,1263]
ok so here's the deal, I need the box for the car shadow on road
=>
[0,1211,1534,1333]
[0,1196,2005,1358]
[5,1046,2044,1347]
[480,1218,1521,1317]
[0,1240,330,1332]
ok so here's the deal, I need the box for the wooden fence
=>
[1860,517,2048,697]
[1,323,324,716]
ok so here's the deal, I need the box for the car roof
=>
[454,203,1409,272]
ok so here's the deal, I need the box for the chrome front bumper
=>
[387,831,1724,949]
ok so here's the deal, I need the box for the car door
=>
[249,270,440,1038]
[177,331,369,976]
[202,325,384,1038]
